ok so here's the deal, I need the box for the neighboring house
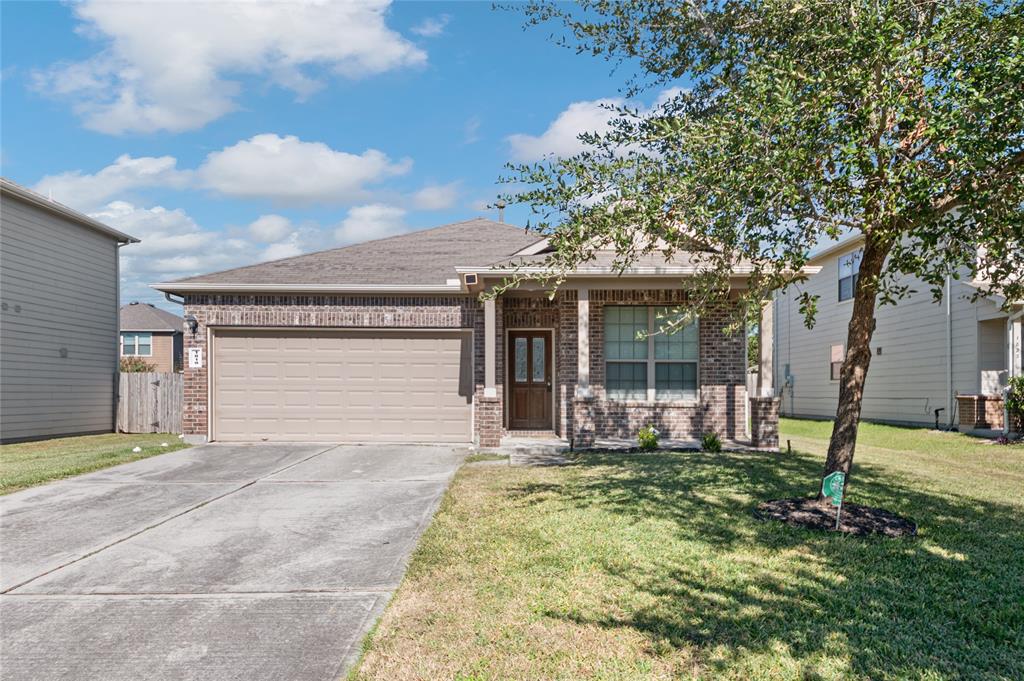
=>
[153,218,801,448]
[0,178,139,443]
[774,234,1024,432]
[119,302,184,372]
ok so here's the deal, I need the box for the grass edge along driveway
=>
[0,433,190,494]
[351,419,1024,681]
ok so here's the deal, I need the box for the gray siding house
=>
[774,234,1023,432]
[0,178,139,443]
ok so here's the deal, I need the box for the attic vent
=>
[464,273,479,286]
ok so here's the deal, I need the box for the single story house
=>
[774,234,1023,433]
[119,302,184,373]
[0,177,139,443]
[153,218,793,448]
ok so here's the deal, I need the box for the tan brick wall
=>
[750,397,780,448]
[957,394,1006,431]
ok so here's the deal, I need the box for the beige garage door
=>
[213,330,473,442]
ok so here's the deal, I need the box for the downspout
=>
[164,291,185,306]
[946,274,953,427]
[114,242,129,433]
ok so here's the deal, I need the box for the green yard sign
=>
[822,471,845,506]
[822,471,846,531]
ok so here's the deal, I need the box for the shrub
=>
[120,356,156,372]
[637,425,659,451]
[701,432,723,453]
[1007,375,1024,432]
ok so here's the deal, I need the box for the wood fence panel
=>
[118,372,183,434]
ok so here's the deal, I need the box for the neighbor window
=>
[838,249,862,301]
[829,344,844,380]
[604,306,698,401]
[121,332,152,356]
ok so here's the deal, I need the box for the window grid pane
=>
[607,362,647,400]
[604,307,648,361]
[655,362,697,399]
[653,308,697,361]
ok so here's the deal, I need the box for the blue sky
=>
[1,1,671,309]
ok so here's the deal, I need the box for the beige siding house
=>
[0,178,138,443]
[774,235,1024,432]
[119,302,184,373]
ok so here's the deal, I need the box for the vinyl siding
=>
[0,194,120,441]
[774,242,1006,427]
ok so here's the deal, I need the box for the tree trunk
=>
[818,235,892,503]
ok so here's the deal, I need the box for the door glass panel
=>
[514,337,528,382]
[532,337,546,382]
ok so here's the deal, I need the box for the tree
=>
[503,0,1024,502]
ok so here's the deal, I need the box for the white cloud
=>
[260,235,304,261]
[411,182,459,211]
[198,134,412,204]
[248,214,293,242]
[34,154,190,211]
[507,88,685,162]
[34,0,427,134]
[334,204,407,244]
[410,14,451,38]
[463,116,482,144]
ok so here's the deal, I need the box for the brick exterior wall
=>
[750,397,780,448]
[182,294,486,442]
[184,289,757,447]
[957,394,1006,431]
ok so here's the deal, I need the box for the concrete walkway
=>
[0,442,466,681]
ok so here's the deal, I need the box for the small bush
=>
[701,432,722,453]
[120,356,156,372]
[638,425,659,451]
[1007,375,1024,432]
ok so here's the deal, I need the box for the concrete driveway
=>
[0,442,466,681]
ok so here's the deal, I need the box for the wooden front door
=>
[508,330,552,430]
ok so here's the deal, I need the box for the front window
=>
[121,332,152,356]
[604,306,698,401]
[838,249,862,301]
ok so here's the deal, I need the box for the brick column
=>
[476,396,502,448]
[572,397,596,448]
[750,396,780,449]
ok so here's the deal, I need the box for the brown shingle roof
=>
[160,218,543,288]
[120,302,183,332]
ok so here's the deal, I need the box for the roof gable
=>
[120,302,183,331]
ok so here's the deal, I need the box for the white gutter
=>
[454,265,824,276]
[150,283,465,294]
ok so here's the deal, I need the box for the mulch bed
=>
[754,497,917,537]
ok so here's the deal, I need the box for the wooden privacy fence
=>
[118,372,183,434]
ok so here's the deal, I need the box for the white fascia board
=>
[453,265,822,276]
[150,283,466,294]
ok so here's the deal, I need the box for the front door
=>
[508,330,552,430]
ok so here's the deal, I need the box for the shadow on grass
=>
[507,450,1024,679]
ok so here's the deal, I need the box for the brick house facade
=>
[157,219,785,450]
[179,288,771,448]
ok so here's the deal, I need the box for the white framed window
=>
[838,249,862,301]
[829,343,844,381]
[121,332,152,357]
[605,306,699,401]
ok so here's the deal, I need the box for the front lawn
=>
[0,433,190,494]
[352,419,1023,680]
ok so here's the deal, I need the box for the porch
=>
[476,287,780,450]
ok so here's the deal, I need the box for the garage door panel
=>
[213,330,472,442]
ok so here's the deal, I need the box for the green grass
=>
[352,419,1024,681]
[0,433,190,494]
